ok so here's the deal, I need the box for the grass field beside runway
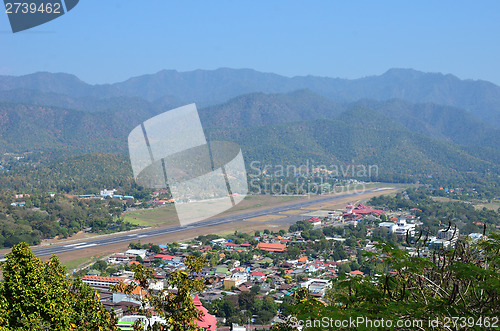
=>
[123,195,302,227]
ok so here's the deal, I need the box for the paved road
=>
[1,189,385,258]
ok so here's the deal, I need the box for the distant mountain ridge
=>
[1,68,499,127]
[0,88,498,155]
[0,107,496,190]
[0,69,499,186]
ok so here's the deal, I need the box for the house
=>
[100,189,116,197]
[393,218,416,237]
[198,292,224,303]
[193,295,217,330]
[210,238,227,246]
[349,270,364,277]
[378,218,416,237]
[307,217,323,227]
[378,222,397,234]
[107,254,134,264]
[113,285,146,306]
[250,271,266,281]
[82,275,127,291]
[125,249,147,259]
[468,233,484,242]
[300,279,331,296]
[297,256,308,263]
[256,242,286,253]
[437,227,459,246]
[224,278,245,289]
[215,267,230,277]
[153,254,174,261]
[343,203,384,221]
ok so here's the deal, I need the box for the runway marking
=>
[373,187,396,191]
[63,242,88,247]
[73,243,97,249]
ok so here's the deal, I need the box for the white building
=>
[100,188,116,197]
[300,279,331,296]
[394,218,416,237]
[378,218,417,237]
[107,254,134,264]
[210,238,227,246]
[437,227,459,246]
[125,249,147,259]
[468,233,484,242]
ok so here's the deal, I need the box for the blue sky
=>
[1,1,499,85]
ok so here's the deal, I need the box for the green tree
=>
[93,259,107,272]
[113,255,207,330]
[273,234,500,330]
[0,242,117,330]
[238,291,256,311]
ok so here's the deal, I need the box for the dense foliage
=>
[369,188,500,235]
[113,256,207,330]
[274,234,500,330]
[0,190,138,248]
[0,243,117,330]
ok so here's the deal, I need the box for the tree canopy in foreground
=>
[0,242,117,330]
[274,234,500,330]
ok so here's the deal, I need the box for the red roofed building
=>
[307,217,323,227]
[82,275,127,291]
[349,270,364,276]
[251,271,265,276]
[193,295,216,331]
[256,242,287,252]
[153,254,174,261]
[343,203,385,220]
[153,189,169,194]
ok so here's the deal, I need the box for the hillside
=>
[0,78,498,191]
[0,89,181,114]
[199,89,345,128]
[1,68,500,127]
[0,101,157,153]
[207,106,500,182]
[350,99,500,149]
[200,91,500,151]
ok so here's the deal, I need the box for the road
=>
[1,188,389,259]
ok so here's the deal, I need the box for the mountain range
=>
[0,68,499,188]
[1,68,499,128]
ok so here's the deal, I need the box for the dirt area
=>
[431,196,463,203]
[280,209,306,215]
[474,202,500,211]
[303,188,399,210]
[245,214,287,222]
[432,196,500,211]
[123,195,303,227]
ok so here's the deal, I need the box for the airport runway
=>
[1,189,386,258]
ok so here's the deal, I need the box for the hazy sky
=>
[1,1,499,85]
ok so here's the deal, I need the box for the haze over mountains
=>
[1,68,500,127]
[0,68,499,184]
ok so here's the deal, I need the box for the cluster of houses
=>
[81,213,376,330]
[78,202,482,330]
